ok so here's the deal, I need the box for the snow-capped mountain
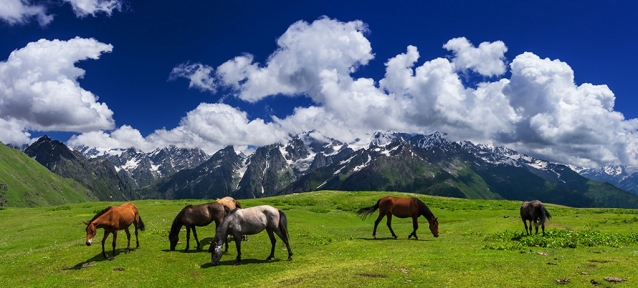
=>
[576,165,638,196]
[71,145,209,189]
[140,130,638,208]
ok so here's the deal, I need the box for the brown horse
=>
[169,202,229,251]
[520,200,552,236]
[84,202,146,260]
[357,196,439,239]
[216,196,242,211]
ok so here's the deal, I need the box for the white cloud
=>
[176,16,374,103]
[0,0,53,26]
[68,104,285,155]
[63,0,123,17]
[169,63,217,93]
[0,37,115,146]
[0,118,31,146]
[443,37,508,77]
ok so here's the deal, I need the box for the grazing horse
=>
[84,202,146,260]
[169,202,229,251]
[216,196,248,241]
[520,200,552,236]
[357,196,439,239]
[209,205,293,266]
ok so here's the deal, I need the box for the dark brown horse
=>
[84,202,146,260]
[520,200,552,236]
[169,202,229,251]
[357,196,439,239]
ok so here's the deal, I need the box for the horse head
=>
[83,221,97,246]
[210,241,224,266]
[168,233,179,251]
[427,217,439,238]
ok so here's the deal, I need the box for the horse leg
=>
[386,215,397,239]
[273,227,293,261]
[124,227,131,254]
[373,214,384,239]
[192,226,200,250]
[110,231,117,260]
[522,219,529,235]
[101,231,111,259]
[266,229,276,260]
[185,226,191,252]
[541,220,545,236]
[233,236,242,265]
[408,217,419,240]
[534,220,539,235]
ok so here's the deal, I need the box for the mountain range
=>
[6,131,638,208]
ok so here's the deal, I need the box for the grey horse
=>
[209,205,293,266]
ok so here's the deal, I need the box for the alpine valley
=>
[4,131,638,208]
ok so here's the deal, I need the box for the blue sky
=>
[1,0,637,168]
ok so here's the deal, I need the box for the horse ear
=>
[82,221,89,225]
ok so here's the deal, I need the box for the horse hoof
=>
[233,262,241,266]
[125,249,130,254]
[287,257,292,261]
[266,256,273,261]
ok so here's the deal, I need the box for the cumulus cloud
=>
[0,0,53,26]
[69,104,286,154]
[169,63,217,93]
[63,0,123,17]
[175,16,374,103]
[443,37,508,77]
[0,37,115,145]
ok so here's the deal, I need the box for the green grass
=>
[1,191,637,287]
[0,144,95,207]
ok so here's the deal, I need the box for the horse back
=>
[379,196,415,218]
[108,202,138,230]
[520,200,543,220]
[234,205,279,233]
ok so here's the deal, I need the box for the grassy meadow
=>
[1,191,637,287]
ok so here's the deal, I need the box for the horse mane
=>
[169,206,190,237]
[88,206,112,223]
[415,198,435,219]
[234,200,242,209]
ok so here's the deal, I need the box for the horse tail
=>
[542,205,551,221]
[356,199,380,220]
[132,205,146,231]
[278,209,290,241]
[138,215,146,231]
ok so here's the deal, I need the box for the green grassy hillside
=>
[0,143,96,207]
[0,191,636,287]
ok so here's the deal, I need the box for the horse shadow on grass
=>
[63,248,139,270]
[161,237,215,253]
[200,258,280,268]
[357,237,435,241]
